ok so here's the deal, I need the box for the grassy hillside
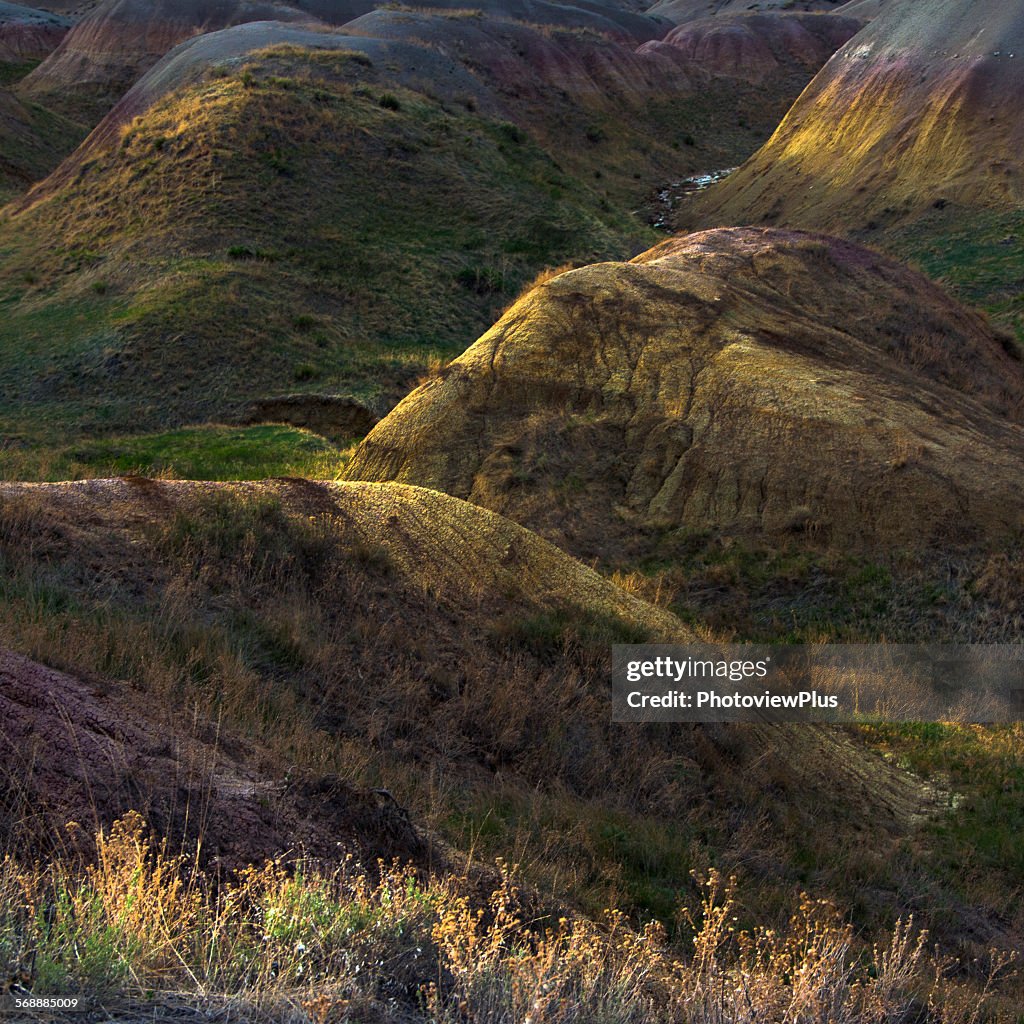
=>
[0,43,649,452]
[0,85,83,202]
[1,479,1022,1016]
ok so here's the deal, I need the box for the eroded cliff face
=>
[346,227,1024,557]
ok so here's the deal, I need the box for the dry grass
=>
[2,818,1015,1021]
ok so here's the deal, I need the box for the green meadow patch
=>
[0,424,357,481]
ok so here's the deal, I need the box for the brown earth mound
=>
[639,10,862,83]
[345,227,1024,559]
[683,0,1024,231]
[0,477,937,916]
[0,648,434,869]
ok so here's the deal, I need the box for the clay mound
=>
[0,647,435,868]
[647,0,846,25]
[685,0,1024,231]
[16,0,370,120]
[0,1,70,60]
[639,10,862,83]
[345,227,1024,557]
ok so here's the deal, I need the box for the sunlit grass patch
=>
[1,819,1012,1020]
[0,424,358,481]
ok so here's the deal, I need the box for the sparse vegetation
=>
[2,818,1013,1021]
[3,7,1024,1022]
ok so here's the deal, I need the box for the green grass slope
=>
[0,85,83,202]
[0,41,649,451]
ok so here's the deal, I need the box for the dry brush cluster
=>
[0,815,1015,1023]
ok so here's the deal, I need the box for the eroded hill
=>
[681,0,1024,329]
[345,227,1024,560]
[0,9,857,452]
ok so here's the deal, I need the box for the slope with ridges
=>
[18,0,667,124]
[639,10,863,83]
[16,0,362,121]
[345,227,1024,558]
[684,0,1024,234]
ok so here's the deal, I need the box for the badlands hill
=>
[18,0,665,123]
[639,10,863,83]
[0,7,855,448]
[16,0,370,120]
[684,0,1024,231]
[0,28,648,444]
[0,0,69,61]
[345,227,1024,559]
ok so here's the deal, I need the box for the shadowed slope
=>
[18,0,667,124]
[0,647,436,868]
[0,477,687,865]
[639,10,862,83]
[648,0,846,23]
[0,1,69,61]
[346,227,1024,558]
[0,85,83,201]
